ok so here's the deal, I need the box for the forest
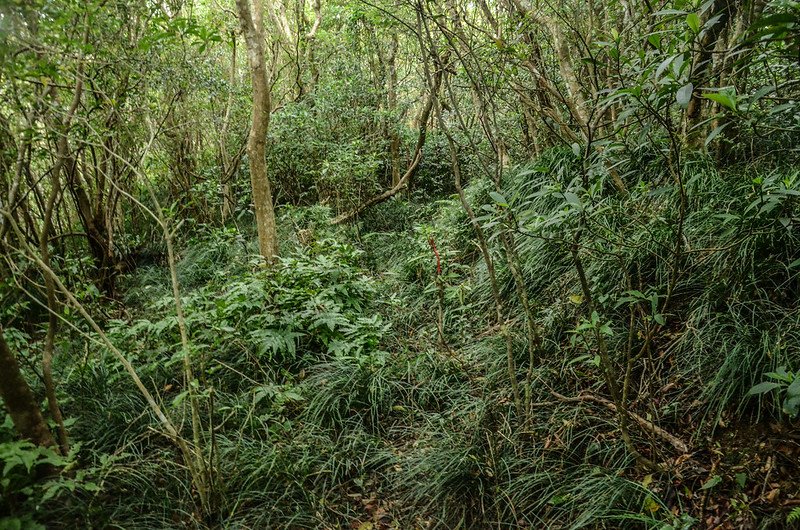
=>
[1,0,799,528]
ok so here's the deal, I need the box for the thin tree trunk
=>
[221,31,238,223]
[684,0,738,144]
[387,33,401,188]
[236,0,279,261]
[37,19,89,455]
[304,0,322,96]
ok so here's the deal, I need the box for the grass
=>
[13,153,799,529]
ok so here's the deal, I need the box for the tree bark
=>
[65,158,117,296]
[220,30,238,222]
[0,327,56,448]
[685,0,738,144]
[386,33,401,188]
[236,0,279,261]
[303,0,322,97]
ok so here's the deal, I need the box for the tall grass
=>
[27,156,799,529]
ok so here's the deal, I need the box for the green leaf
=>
[548,493,570,506]
[783,394,800,417]
[563,192,581,207]
[568,354,592,366]
[704,91,737,111]
[766,366,791,382]
[652,9,688,16]
[655,55,678,81]
[171,390,189,408]
[704,123,729,146]
[788,506,800,524]
[747,381,781,395]
[686,13,701,33]
[786,377,800,398]
[82,481,102,492]
[654,314,666,326]
[676,83,693,108]
[488,191,508,207]
[700,475,722,490]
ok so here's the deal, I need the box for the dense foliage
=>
[2,0,800,528]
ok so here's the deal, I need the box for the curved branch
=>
[332,63,443,225]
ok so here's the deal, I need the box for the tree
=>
[0,327,55,449]
[235,0,279,261]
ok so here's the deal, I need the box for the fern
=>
[788,506,800,524]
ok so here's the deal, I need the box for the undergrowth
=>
[3,154,800,529]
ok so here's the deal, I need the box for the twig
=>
[551,390,689,454]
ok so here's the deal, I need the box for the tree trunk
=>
[304,0,322,96]
[64,158,117,294]
[386,33,401,188]
[221,30,238,223]
[0,327,56,448]
[236,0,279,261]
[685,0,738,144]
